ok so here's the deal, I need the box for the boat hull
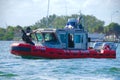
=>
[11,43,116,59]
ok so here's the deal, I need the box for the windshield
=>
[36,32,59,44]
[35,33,43,42]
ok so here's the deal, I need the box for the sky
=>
[0,0,120,28]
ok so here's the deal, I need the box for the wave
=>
[0,71,18,77]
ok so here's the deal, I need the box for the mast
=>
[46,0,50,27]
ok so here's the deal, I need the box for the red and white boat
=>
[11,29,116,59]
[11,18,116,59]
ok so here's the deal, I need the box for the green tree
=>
[33,14,105,32]
[104,23,120,38]
[4,26,15,40]
[1,14,120,41]
[0,28,6,40]
[84,15,104,33]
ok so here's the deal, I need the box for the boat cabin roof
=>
[34,28,56,33]
[35,28,86,33]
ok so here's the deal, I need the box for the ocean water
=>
[0,41,120,80]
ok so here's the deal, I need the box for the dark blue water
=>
[0,41,120,80]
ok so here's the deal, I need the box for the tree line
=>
[0,14,120,40]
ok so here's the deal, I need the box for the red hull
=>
[11,43,116,59]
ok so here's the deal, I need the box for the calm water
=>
[0,41,120,80]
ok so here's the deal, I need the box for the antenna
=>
[46,0,50,27]
[5,22,8,28]
[78,10,82,24]
[111,10,119,23]
[79,10,81,15]
[65,0,68,16]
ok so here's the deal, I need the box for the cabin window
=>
[74,35,83,43]
[43,33,58,42]
[44,33,51,41]
[59,34,66,43]
[36,33,43,42]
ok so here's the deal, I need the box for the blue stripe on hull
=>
[12,46,31,52]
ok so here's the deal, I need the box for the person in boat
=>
[49,33,58,42]
[100,44,111,53]
[65,18,77,29]
[65,17,84,29]
[22,27,35,45]
[103,44,111,50]
[77,16,84,29]
[42,33,58,43]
